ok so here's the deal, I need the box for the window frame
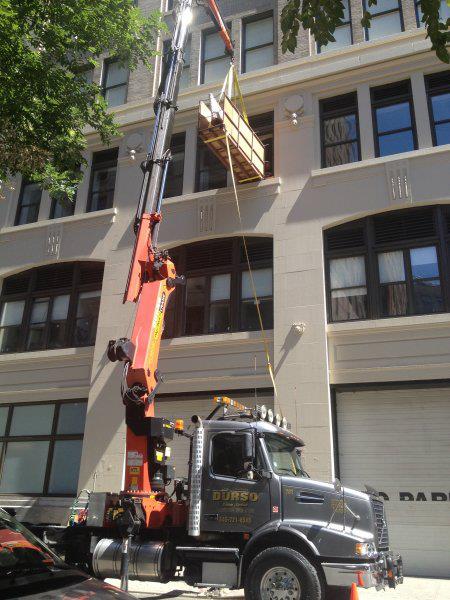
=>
[425,71,450,148]
[101,57,129,107]
[371,80,418,158]
[87,148,119,213]
[324,207,450,323]
[242,11,275,74]
[15,180,42,226]
[164,237,273,338]
[326,252,369,322]
[0,262,104,354]
[201,23,232,85]
[317,0,353,54]
[0,399,87,497]
[362,0,404,41]
[49,194,76,220]
[320,92,361,168]
[163,131,186,199]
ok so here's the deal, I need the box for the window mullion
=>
[204,276,212,334]
[404,248,415,315]
[436,207,450,311]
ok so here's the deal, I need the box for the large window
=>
[196,111,274,191]
[320,93,360,168]
[0,262,103,353]
[102,58,128,107]
[364,0,403,41]
[425,71,450,147]
[325,207,450,322]
[318,0,352,53]
[242,13,274,73]
[15,181,42,226]
[50,193,76,219]
[0,400,86,496]
[87,148,118,212]
[201,26,231,84]
[371,80,417,157]
[164,132,185,198]
[164,237,273,338]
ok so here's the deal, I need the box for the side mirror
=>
[243,432,255,462]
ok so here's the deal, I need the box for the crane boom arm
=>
[107,0,233,499]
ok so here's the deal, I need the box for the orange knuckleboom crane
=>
[106,0,234,532]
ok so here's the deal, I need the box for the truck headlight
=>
[355,542,377,558]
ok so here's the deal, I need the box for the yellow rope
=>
[224,132,278,404]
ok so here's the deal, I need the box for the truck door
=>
[201,430,271,533]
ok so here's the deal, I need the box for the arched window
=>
[324,206,449,322]
[0,262,104,353]
[164,237,273,338]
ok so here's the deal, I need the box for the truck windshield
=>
[264,433,308,478]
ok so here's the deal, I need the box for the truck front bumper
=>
[322,552,403,591]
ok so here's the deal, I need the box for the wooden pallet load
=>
[198,94,265,184]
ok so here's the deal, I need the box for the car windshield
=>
[0,509,65,574]
[264,433,309,478]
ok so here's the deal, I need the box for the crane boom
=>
[107,0,233,505]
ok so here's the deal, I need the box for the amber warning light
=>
[174,419,184,433]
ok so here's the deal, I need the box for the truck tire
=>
[245,547,322,600]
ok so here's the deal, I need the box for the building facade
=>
[0,0,449,577]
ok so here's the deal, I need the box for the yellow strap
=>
[224,132,278,405]
[232,66,249,124]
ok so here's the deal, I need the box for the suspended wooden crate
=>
[198,95,265,184]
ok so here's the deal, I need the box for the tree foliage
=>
[0,0,164,198]
[281,0,450,63]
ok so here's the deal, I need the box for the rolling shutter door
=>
[336,387,450,577]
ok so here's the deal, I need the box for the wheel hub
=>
[260,566,301,600]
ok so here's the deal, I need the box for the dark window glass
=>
[363,0,403,41]
[15,181,42,226]
[371,81,416,157]
[329,256,367,321]
[212,433,246,478]
[320,93,360,167]
[164,132,185,198]
[0,401,86,496]
[202,26,231,84]
[196,142,228,192]
[318,0,352,53]
[243,13,274,73]
[425,71,450,147]
[0,300,25,353]
[325,208,449,323]
[240,268,273,330]
[87,148,118,212]
[50,194,76,219]
[102,58,128,107]
[74,290,101,347]
[250,112,274,177]
[0,263,103,353]
[185,277,206,335]
[164,237,273,338]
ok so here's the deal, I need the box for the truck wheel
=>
[245,547,322,600]
[325,587,350,600]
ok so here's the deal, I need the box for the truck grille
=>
[371,498,389,551]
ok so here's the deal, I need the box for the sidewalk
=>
[107,577,450,600]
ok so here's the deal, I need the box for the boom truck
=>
[40,1,404,598]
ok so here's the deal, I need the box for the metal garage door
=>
[336,387,450,577]
[155,391,273,484]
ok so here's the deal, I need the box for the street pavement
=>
[106,577,450,600]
